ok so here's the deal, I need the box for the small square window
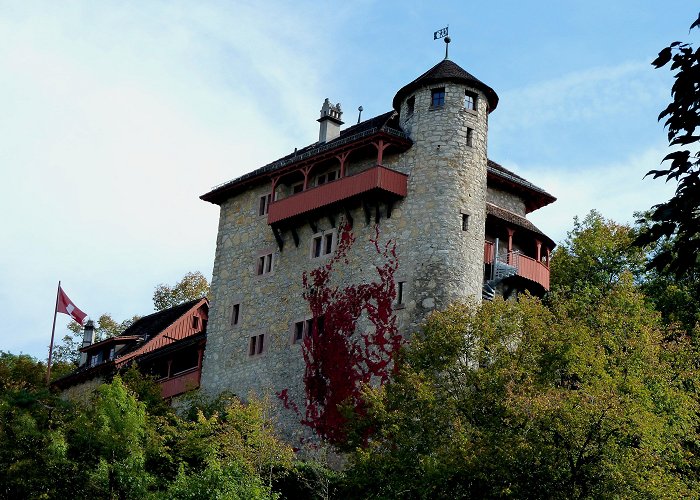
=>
[257,252,274,275]
[466,128,474,147]
[311,230,336,258]
[192,316,200,329]
[406,96,415,115]
[316,170,340,186]
[464,91,477,111]
[462,213,470,231]
[249,334,265,356]
[292,182,304,194]
[431,88,445,108]
[231,303,240,327]
[292,316,324,344]
[258,193,272,216]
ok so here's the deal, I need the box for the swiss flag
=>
[56,286,87,325]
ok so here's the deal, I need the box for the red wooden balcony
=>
[484,241,550,291]
[268,165,408,225]
[159,367,201,399]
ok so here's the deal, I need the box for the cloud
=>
[508,145,677,245]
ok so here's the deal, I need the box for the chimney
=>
[317,98,343,143]
[79,320,95,367]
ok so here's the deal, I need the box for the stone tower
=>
[393,58,499,313]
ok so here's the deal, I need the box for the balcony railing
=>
[267,165,408,225]
[484,241,550,290]
[159,367,201,399]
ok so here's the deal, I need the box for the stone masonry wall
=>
[487,186,526,215]
[200,80,492,441]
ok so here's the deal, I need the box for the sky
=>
[1,1,697,359]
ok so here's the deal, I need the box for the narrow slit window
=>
[231,304,240,326]
[462,213,470,231]
[249,336,257,356]
[466,127,474,147]
[397,281,405,305]
[406,96,415,115]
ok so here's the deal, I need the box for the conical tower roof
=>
[393,59,499,112]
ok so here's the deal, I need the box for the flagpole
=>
[46,280,61,384]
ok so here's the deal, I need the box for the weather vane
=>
[434,26,451,59]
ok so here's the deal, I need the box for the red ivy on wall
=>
[278,222,403,445]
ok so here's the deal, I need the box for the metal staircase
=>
[482,239,519,301]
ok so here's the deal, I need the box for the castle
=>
[198,56,555,432]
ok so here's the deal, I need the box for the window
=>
[292,182,304,194]
[466,127,474,147]
[311,230,336,258]
[231,303,240,327]
[464,91,477,111]
[431,87,445,108]
[257,252,274,275]
[406,96,415,115]
[248,334,265,356]
[396,281,406,307]
[192,316,200,329]
[462,213,470,231]
[316,170,339,186]
[258,193,272,216]
[292,316,325,344]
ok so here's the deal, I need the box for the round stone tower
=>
[393,58,498,314]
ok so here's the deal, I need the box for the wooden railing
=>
[159,368,201,399]
[483,241,549,290]
[267,165,408,224]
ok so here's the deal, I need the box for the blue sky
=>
[1,1,696,359]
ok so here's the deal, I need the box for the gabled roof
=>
[201,111,407,205]
[486,203,556,249]
[487,160,556,213]
[52,298,208,389]
[393,59,499,112]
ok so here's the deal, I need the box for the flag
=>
[56,286,87,325]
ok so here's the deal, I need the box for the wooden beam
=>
[386,199,394,219]
[272,226,284,252]
[344,207,354,228]
[363,199,371,226]
[375,202,381,224]
[327,213,336,228]
[291,227,300,247]
[308,218,318,234]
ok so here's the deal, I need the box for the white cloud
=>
[509,145,677,245]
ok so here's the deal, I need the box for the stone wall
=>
[487,186,526,215]
[200,80,492,440]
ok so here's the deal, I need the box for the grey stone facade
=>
[199,58,554,438]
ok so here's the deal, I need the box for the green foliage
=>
[550,210,645,298]
[153,271,210,312]
[344,289,700,498]
[0,355,293,499]
[635,13,700,277]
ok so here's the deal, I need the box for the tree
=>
[550,210,645,298]
[53,313,140,365]
[635,211,700,332]
[344,289,699,498]
[635,13,700,277]
[152,271,210,312]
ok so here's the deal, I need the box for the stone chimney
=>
[79,320,95,367]
[317,98,343,143]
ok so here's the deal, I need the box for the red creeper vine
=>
[278,222,403,445]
